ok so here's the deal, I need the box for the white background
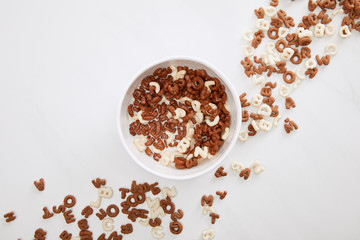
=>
[1,0,360,239]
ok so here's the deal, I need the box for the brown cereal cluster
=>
[128,66,231,168]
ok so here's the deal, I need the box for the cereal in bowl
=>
[128,65,231,169]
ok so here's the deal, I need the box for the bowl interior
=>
[118,57,241,180]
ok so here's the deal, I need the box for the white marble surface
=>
[0,0,360,239]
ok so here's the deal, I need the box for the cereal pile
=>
[239,0,359,141]
[128,65,231,169]
[3,178,183,240]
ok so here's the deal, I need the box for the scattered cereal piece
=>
[325,24,336,36]
[258,104,272,117]
[53,205,65,214]
[96,209,107,220]
[239,93,251,107]
[339,25,351,38]
[63,210,75,224]
[258,119,273,132]
[102,218,114,232]
[254,7,265,19]
[295,68,305,80]
[146,197,161,209]
[256,19,270,31]
[244,45,255,57]
[139,218,149,226]
[264,6,277,17]
[238,131,248,142]
[106,204,120,218]
[279,84,290,97]
[59,230,72,240]
[332,8,344,16]
[265,81,277,89]
[293,79,301,89]
[201,195,214,207]
[242,110,249,122]
[121,223,133,234]
[202,228,216,240]
[214,166,227,178]
[160,197,175,214]
[119,188,130,199]
[149,218,162,227]
[202,205,216,215]
[92,186,113,208]
[240,168,251,180]
[285,97,296,109]
[209,213,220,224]
[316,55,330,66]
[150,182,161,195]
[252,75,266,86]
[92,178,106,188]
[248,123,257,136]
[34,178,45,191]
[250,160,265,174]
[3,211,16,222]
[313,23,326,37]
[281,48,295,61]
[243,29,254,42]
[216,191,227,200]
[304,58,317,69]
[90,197,100,209]
[34,228,46,240]
[150,205,166,219]
[284,118,298,133]
[81,206,93,218]
[250,113,263,120]
[63,195,76,208]
[273,115,282,127]
[162,186,177,199]
[305,67,318,78]
[77,219,89,231]
[171,209,184,222]
[42,207,54,219]
[325,43,337,56]
[151,226,165,239]
[170,221,183,234]
[278,27,289,38]
[251,93,264,107]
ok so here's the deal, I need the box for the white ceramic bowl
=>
[117,56,241,180]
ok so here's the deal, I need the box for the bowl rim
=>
[116,56,241,180]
